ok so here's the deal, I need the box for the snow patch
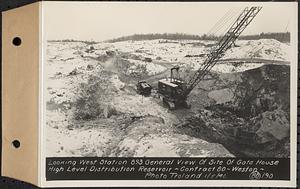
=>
[223,39,290,61]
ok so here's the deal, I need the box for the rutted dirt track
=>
[45,39,290,157]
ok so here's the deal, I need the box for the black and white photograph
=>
[43,2,295,159]
[0,1,297,188]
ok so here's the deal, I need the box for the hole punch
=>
[12,140,20,148]
[12,37,22,46]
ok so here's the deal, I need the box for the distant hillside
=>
[106,32,290,43]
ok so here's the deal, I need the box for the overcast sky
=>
[43,2,297,41]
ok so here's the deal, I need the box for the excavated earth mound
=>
[178,64,290,157]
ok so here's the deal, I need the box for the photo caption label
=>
[46,157,289,180]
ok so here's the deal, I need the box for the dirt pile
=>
[207,64,291,118]
[110,116,234,157]
[223,39,290,61]
[179,64,290,157]
[73,72,124,120]
[103,55,166,78]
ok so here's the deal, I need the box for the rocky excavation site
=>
[45,38,290,158]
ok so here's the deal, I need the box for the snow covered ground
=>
[223,39,290,61]
[93,38,290,74]
[49,38,290,75]
[45,38,290,157]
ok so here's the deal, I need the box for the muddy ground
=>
[177,64,290,157]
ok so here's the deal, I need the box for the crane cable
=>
[217,8,244,36]
[179,8,240,66]
[206,7,243,58]
[211,8,242,36]
[207,8,235,36]
[186,7,261,92]
[178,7,249,81]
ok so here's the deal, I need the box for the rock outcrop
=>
[179,64,290,157]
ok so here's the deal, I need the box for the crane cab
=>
[157,66,190,109]
[158,78,183,98]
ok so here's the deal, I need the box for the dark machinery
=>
[158,7,262,110]
[136,80,152,96]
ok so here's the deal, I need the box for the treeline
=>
[107,33,204,42]
[107,32,290,43]
[239,32,290,42]
[48,39,98,45]
[48,32,290,44]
